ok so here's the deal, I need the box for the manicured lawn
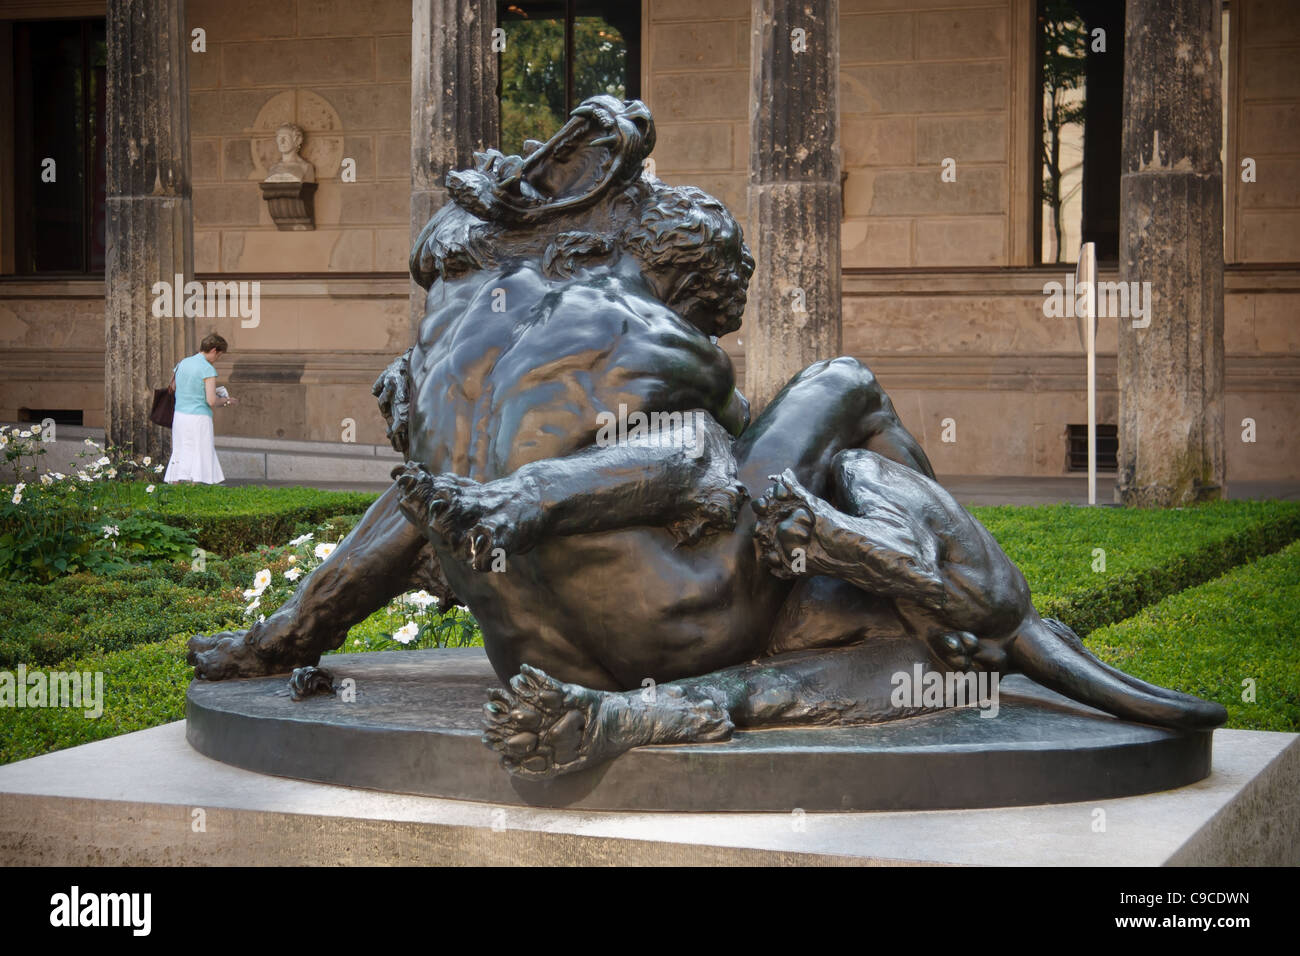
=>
[971,500,1300,634]
[1,487,1297,765]
[1086,539,1300,733]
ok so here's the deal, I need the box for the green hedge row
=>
[147,486,377,555]
[0,568,244,669]
[972,500,1300,635]
[0,635,193,766]
[1086,539,1300,732]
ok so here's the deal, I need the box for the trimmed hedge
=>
[972,500,1300,635]
[146,485,377,556]
[1086,540,1300,732]
[0,569,243,669]
[0,635,192,766]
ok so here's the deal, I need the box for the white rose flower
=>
[393,622,419,645]
[244,597,260,616]
[78,472,92,482]
[142,456,151,466]
[31,423,41,433]
[106,468,117,479]
[154,464,164,474]
[284,567,302,581]
[253,568,272,593]
[14,483,24,494]
[289,533,314,546]
[40,474,53,486]
[146,484,156,493]
[313,541,336,561]
[19,430,31,438]
[95,456,110,467]
[10,491,21,505]
[0,435,8,447]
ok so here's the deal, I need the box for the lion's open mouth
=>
[447,95,654,226]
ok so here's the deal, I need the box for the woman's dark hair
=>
[200,333,228,354]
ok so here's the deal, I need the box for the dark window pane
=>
[17,21,88,272]
[499,3,568,156]
[12,18,106,275]
[497,2,640,156]
[573,15,628,102]
[88,21,108,272]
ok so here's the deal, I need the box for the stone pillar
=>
[745,0,842,410]
[1117,0,1225,506]
[105,0,193,461]
[410,0,498,327]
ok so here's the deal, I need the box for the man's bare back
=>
[401,256,774,690]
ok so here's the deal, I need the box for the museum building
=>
[0,0,1296,480]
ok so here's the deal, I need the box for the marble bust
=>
[265,123,315,184]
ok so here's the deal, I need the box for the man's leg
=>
[732,356,933,503]
[188,481,442,679]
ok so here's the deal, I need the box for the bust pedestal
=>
[260,180,317,231]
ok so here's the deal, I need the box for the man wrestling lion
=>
[188,96,1225,779]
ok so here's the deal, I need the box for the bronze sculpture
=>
[188,96,1226,779]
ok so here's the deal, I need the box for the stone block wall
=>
[1228,0,1300,263]
[187,0,412,274]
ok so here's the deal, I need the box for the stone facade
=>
[0,0,1297,477]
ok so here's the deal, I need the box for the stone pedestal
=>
[745,0,842,410]
[260,181,317,231]
[1117,0,1226,506]
[1,719,1295,865]
[410,0,498,329]
[183,649,1215,812]
[105,0,193,462]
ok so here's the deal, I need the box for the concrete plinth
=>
[0,721,1296,865]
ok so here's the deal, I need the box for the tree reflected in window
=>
[498,2,641,156]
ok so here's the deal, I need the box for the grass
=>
[1086,539,1300,733]
[970,500,1300,634]
[0,635,192,765]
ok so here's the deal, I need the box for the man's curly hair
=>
[620,183,754,335]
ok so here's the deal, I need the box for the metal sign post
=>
[1075,242,1098,507]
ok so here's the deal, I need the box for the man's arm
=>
[394,410,748,570]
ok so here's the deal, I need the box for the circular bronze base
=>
[185,648,1214,811]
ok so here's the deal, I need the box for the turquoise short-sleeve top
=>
[175,352,217,417]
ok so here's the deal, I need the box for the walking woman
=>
[164,333,238,484]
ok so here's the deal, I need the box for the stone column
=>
[410,0,498,327]
[105,0,193,461]
[745,0,842,410]
[1117,0,1225,506]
